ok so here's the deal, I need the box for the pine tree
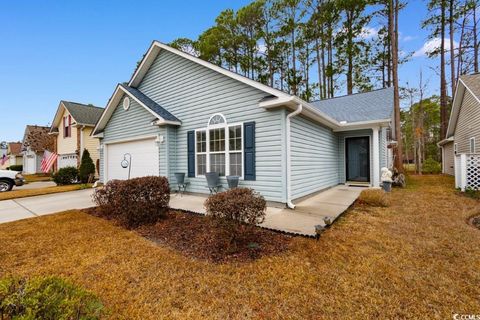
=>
[79,149,95,183]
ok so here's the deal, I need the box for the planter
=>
[226,175,239,189]
[174,172,185,185]
[205,172,220,188]
[382,181,392,192]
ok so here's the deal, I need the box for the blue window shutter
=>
[187,131,195,177]
[244,122,256,180]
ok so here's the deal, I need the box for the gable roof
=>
[446,73,480,138]
[22,125,55,152]
[92,83,181,136]
[119,84,180,122]
[7,142,22,156]
[51,101,103,133]
[310,87,394,123]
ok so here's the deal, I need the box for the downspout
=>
[286,103,303,209]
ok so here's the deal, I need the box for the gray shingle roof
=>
[120,84,180,123]
[62,101,104,126]
[310,87,394,123]
[460,73,480,99]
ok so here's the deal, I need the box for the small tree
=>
[78,149,95,183]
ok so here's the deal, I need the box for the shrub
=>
[53,167,79,185]
[0,276,104,319]
[79,149,95,183]
[422,158,441,174]
[93,176,170,229]
[8,165,23,172]
[358,189,391,207]
[204,188,266,245]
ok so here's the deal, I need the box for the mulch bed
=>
[84,208,291,263]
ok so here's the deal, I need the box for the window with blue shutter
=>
[243,121,255,180]
[187,131,195,177]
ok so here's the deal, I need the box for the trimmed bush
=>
[0,276,104,319]
[358,189,391,207]
[53,167,79,185]
[204,188,266,244]
[422,158,441,174]
[93,176,170,229]
[8,165,23,172]
[79,149,95,183]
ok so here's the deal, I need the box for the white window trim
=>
[470,137,476,154]
[195,114,244,179]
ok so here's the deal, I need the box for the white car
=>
[0,169,25,192]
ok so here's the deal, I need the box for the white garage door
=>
[24,155,36,174]
[58,154,78,169]
[106,138,159,181]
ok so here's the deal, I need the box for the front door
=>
[346,137,370,183]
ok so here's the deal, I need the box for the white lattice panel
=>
[466,154,480,190]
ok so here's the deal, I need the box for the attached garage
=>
[58,154,78,169]
[105,137,159,181]
[24,153,36,174]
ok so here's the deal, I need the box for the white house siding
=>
[454,89,480,153]
[290,115,339,199]
[380,127,388,169]
[135,50,285,202]
[99,97,161,181]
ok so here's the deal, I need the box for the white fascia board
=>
[333,119,391,132]
[446,80,465,138]
[155,119,181,126]
[129,41,291,99]
[92,132,104,138]
[50,101,68,133]
[92,85,122,136]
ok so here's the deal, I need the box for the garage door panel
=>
[106,138,159,181]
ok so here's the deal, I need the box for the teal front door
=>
[345,137,370,183]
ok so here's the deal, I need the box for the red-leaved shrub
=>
[92,176,170,229]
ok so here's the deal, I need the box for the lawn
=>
[1,175,479,319]
[0,184,92,201]
[23,173,53,183]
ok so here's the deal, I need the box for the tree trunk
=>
[390,0,403,171]
[457,12,467,80]
[315,37,323,99]
[474,3,479,73]
[346,12,353,94]
[440,0,448,142]
[449,0,456,96]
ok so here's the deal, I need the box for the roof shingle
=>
[62,101,104,126]
[310,87,394,123]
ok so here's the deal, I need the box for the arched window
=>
[195,114,243,177]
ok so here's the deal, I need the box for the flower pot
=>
[174,172,185,185]
[226,175,239,189]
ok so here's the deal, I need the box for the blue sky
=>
[0,0,443,142]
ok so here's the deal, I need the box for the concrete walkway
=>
[0,189,95,224]
[0,185,363,236]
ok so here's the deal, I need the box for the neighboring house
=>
[49,101,103,171]
[0,143,7,170]
[7,142,23,167]
[439,73,480,189]
[92,41,394,207]
[21,125,55,174]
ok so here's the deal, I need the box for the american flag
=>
[0,154,7,166]
[41,150,58,173]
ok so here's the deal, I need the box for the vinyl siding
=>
[99,95,161,182]
[57,109,78,155]
[81,127,100,175]
[454,89,480,153]
[137,50,285,202]
[442,141,455,175]
[290,115,339,199]
[380,127,388,169]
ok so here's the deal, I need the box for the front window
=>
[195,114,243,177]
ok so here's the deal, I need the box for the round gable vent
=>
[123,97,130,110]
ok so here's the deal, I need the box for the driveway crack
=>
[12,200,38,217]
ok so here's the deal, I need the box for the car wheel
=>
[0,179,13,192]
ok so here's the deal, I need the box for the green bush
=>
[0,276,104,319]
[78,149,95,183]
[53,167,78,185]
[422,158,441,174]
[92,176,170,229]
[204,188,266,245]
[8,165,23,172]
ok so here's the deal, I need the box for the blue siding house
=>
[93,41,394,207]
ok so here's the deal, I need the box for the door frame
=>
[345,136,371,183]
[103,134,160,182]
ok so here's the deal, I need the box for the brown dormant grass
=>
[23,173,53,183]
[358,188,391,207]
[0,184,91,201]
[1,175,479,319]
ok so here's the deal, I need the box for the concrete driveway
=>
[0,189,95,224]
